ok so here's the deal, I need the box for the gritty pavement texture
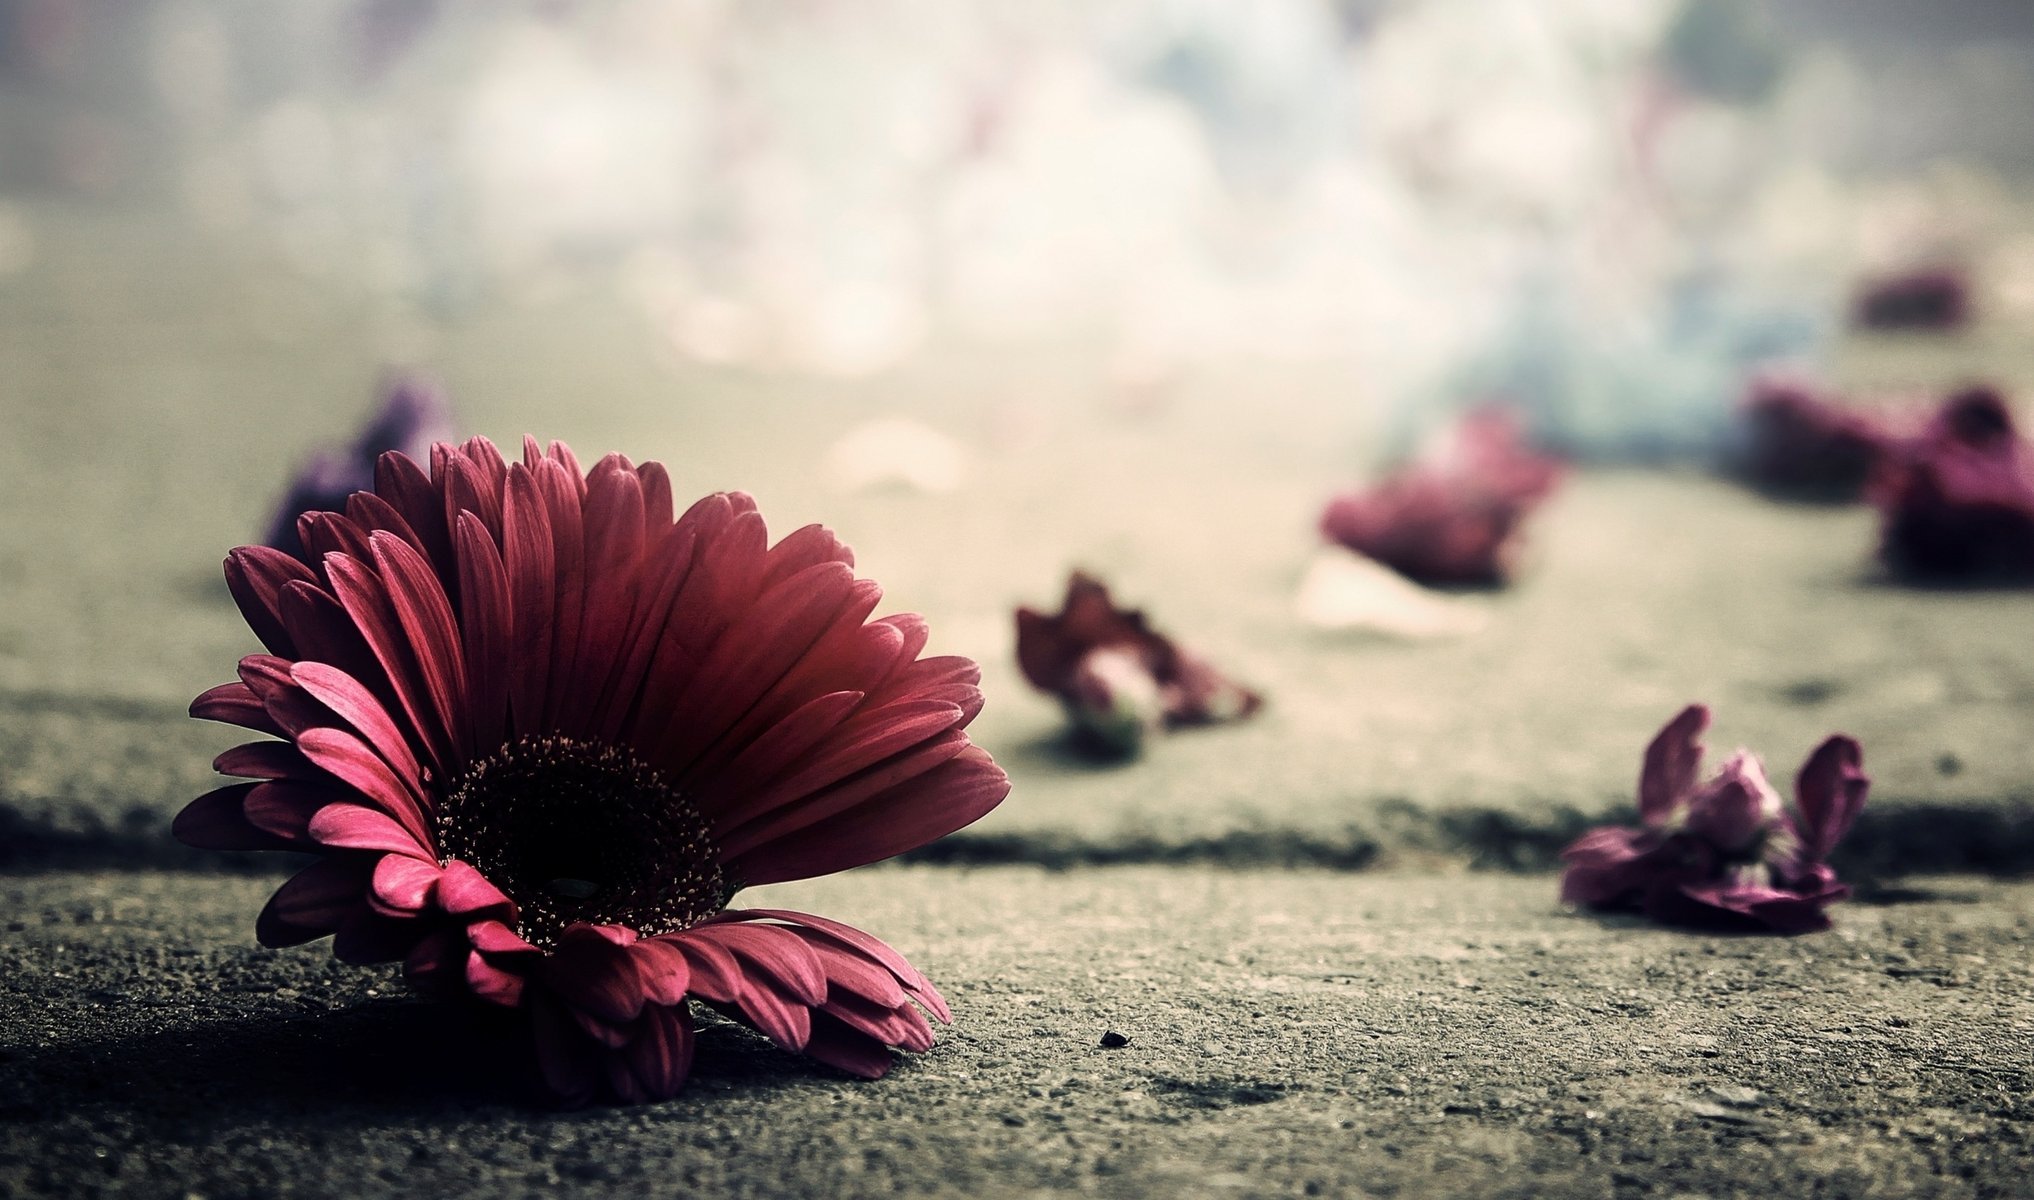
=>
[3,867,2031,1199]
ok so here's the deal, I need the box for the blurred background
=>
[4,0,2034,862]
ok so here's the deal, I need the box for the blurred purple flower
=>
[264,374,457,563]
[1872,385,2034,584]
[1015,572,1261,756]
[1320,409,1564,588]
[1853,267,1971,332]
[1735,374,1896,502]
[1561,704,1868,934]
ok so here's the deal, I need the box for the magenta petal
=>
[801,1011,898,1079]
[224,547,318,658]
[172,783,292,851]
[1638,704,1707,824]
[465,949,527,1007]
[437,860,516,920]
[256,855,376,947]
[544,925,653,1025]
[620,1004,695,1101]
[1794,734,1869,862]
[731,908,948,1022]
[467,917,538,957]
[190,681,282,735]
[370,854,441,914]
[308,803,433,857]
[212,741,313,781]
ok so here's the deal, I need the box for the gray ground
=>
[3,208,2033,1197]
[4,868,2031,1199]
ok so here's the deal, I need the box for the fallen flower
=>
[1560,704,1868,933]
[1320,408,1563,588]
[265,374,456,562]
[1853,267,1971,332]
[1734,375,1895,502]
[1015,572,1260,755]
[1873,385,2034,584]
[178,436,1010,1104]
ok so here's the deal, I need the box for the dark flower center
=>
[437,735,727,951]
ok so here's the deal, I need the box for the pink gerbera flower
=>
[1872,385,2034,584]
[1560,705,1868,934]
[176,436,1010,1104]
[1734,374,1896,503]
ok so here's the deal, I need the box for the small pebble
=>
[1100,1030,1131,1048]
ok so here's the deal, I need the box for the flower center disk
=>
[437,734,725,950]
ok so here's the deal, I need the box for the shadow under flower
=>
[0,995,875,1123]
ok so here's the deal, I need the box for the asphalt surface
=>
[3,867,2031,1199]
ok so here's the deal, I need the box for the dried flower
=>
[1873,386,2034,584]
[1320,409,1563,588]
[265,375,457,562]
[1735,375,1895,502]
[178,436,1010,1104]
[1560,704,1868,933]
[1015,572,1260,755]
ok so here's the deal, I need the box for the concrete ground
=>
[3,207,2033,1197]
[3,867,2031,1199]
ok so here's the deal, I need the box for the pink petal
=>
[307,803,433,858]
[720,737,1001,874]
[543,925,654,1024]
[713,699,966,842]
[452,513,513,752]
[466,949,526,1007]
[373,449,452,579]
[291,662,426,800]
[801,1012,897,1079]
[467,917,538,957]
[628,937,693,1007]
[324,552,456,777]
[438,860,517,921]
[276,581,385,698]
[1794,734,1869,862]
[370,854,441,914]
[172,783,291,851]
[255,854,376,947]
[190,681,281,735]
[533,456,587,733]
[223,547,317,658]
[1639,705,1708,825]
[501,464,557,736]
[619,1003,695,1101]
[242,780,339,841]
[370,532,469,763]
[730,908,948,1022]
[295,725,432,847]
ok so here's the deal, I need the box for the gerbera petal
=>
[171,783,293,851]
[801,1011,898,1079]
[453,513,513,751]
[324,552,456,776]
[296,511,374,577]
[544,924,653,1025]
[467,917,539,957]
[255,854,376,947]
[466,949,526,1007]
[242,780,339,842]
[1794,734,1869,863]
[438,860,518,921]
[373,449,453,580]
[729,908,948,1021]
[692,689,865,808]
[618,1003,694,1101]
[685,920,827,1006]
[501,463,557,735]
[1639,704,1708,824]
[295,726,432,845]
[223,546,317,658]
[291,662,426,800]
[533,456,587,733]
[627,937,693,1007]
[761,523,856,587]
[716,729,975,861]
[727,745,1009,885]
[344,490,429,561]
[714,700,967,840]
[212,741,312,781]
[440,446,505,546]
[277,582,385,698]
[636,460,674,536]
[369,531,469,763]
[308,803,434,858]
[370,854,441,914]
[190,681,281,735]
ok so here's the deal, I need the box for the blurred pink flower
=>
[1320,409,1563,588]
[180,436,1009,1104]
[1735,375,1895,502]
[1015,572,1261,755]
[1872,385,2034,584]
[265,374,457,563]
[1853,267,1971,332]
[1561,704,1869,934]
